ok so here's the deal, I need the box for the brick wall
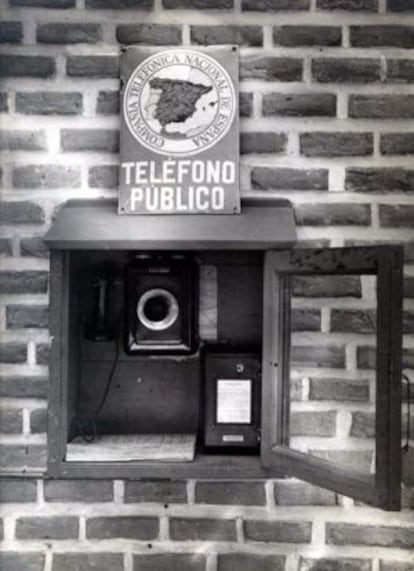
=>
[1,0,413,569]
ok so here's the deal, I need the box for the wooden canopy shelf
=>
[44,198,297,251]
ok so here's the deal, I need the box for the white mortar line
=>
[371,203,380,231]
[311,517,326,547]
[235,515,244,544]
[159,514,169,541]
[206,552,218,571]
[124,552,133,571]
[265,479,276,511]
[233,0,242,12]
[114,480,124,504]
[378,0,387,14]
[286,554,300,571]
[27,341,36,367]
[321,307,330,334]
[182,24,191,46]
[79,516,86,541]
[23,16,36,46]
[262,25,273,50]
[22,408,30,436]
[44,551,53,571]
[187,479,196,504]
[342,25,350,49]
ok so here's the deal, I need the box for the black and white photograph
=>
[0,0,413,570]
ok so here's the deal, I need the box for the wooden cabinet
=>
[45,200,403,510]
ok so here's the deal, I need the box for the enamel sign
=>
[119,47,240,215]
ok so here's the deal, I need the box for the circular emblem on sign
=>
[123,49,236,157]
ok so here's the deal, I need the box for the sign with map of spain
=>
[119,47,240,215]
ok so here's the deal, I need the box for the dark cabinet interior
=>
[65,250,263,454]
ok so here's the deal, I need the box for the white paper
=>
[66,433,196,462]
[216,379,252,424]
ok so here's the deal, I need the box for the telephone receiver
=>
[85,269,114,342]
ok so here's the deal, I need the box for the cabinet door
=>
[261,246,403,510]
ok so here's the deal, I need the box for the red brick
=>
[274,481,337,506]
[346,168,414,191]
[331,309,376,333]
[300,132,373,157]
[66,56,119,78]
[29,408,47,433]
[20,237,49,258]
[244,520,312,543]
[16,92,83,115]
[96,91,119,115]
[312,58,380,83]
[16,516,79,539]
[0,92,8,112]
[52,554,123,571]
[0,55,55,78]
[0,22,23,44]
[0,130,46,151]
[13,165,81,189]
[300,558,372,571]
[191,26,262,46]
[295,204,371,226]
[11,0,74,5]
[0,553,45,571]
[195,481,266,505]
[309,378,369,402]
[170,518,236,541]
[388,0,414,12]
[241,132,287,154]
[134,554,205,571]
[243,0,310,9]
[0,375,49,399]
[380,561,414,571]
[291,410,336,436]
[0,444,46,469]
[380,133,414,155]
[44,479,113,502]
[117,24,181,45]
[86,0,153,6]
[388,59,414,82]
[3,207,33,234]
[274,26,341,46]
[327,523,414,548]
[0,343,27,364]
[350,25,414,48]
[0,407,23,434]
[263,93,336,117]
[218,554,285,571]
[36,343,49,365]
[241,56,303,81]
[311,450,372,472]
[0,479,37,502]
[293,275,361,297]
[252,167,328,190]
[163,0,233,7]
[88,165,119,188]
[240,92,253,117]
[349,95,414,118]
[61,129,119,153]
[291,308,321,331]
[291,345,345,368]
[6,305,48,329]
[379,205,414,227]
[317,0,377,9]
[125,480,187,504]
[37,23,102,44]
[86,517,159,540]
